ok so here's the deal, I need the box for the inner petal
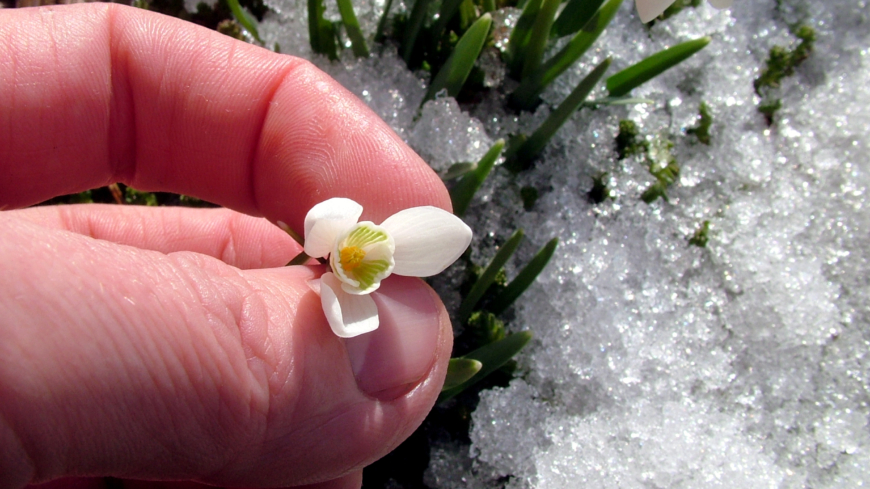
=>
[332,222,396,293]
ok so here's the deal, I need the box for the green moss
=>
[587,172,612,204]
[614,123,681,203]
[758,98,783,126]
[520,186,539,210]
[124,187,158,206]
[466,310,507,346]
[641,137,679,203]
[615,120,647,160]
[686,101,713,145]
[688,220,711,247]
[754,24,815,124]
[217,19,244,40]
[68,190,94,204]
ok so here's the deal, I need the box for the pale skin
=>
[0,3,454,488]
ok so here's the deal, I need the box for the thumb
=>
[0,217,451,487]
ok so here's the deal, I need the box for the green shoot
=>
[506,0,543,76]
[520,0,562,80]
[585,96,655,107]
[487,237,558,315]
[402,0,434,65]
[606,37,710,97]
[506,58,611,171]
[511,0,623,109]
[438,331,533,402]
[337,0,370,57]
[442,358,484,390]
[450,138,505,217]
[443,162,478,180]
[457,0,477,31]
[226,0,264,44]
[430,0,465,42]
[308,0,338,59]
[276,220,305,246]
[422,13,493,104]
[287,251,312,266]
[374,0,395,43]
[550,0,605,39]
[458,229,524,323]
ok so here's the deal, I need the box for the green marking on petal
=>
[344,225,389,249]
[333,223,395,292]
[352,259,392,291]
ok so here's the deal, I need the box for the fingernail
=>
[344,276,443,400]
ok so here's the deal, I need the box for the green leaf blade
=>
[606,36,710,97]
[374,0,395,43]
[308,0,338,59]
[506,0,543,76]
[402,0,434,65]
[438,331,533,402]
[337,0,370,57]
[520,0,562,80]
[423,13,493,104]
[450,139,505,217]
[442,358,483,390]
[226,0,263,44]
[511,0,623,110]
[457,228,524,323]
[550,0,605,39]
[488,237,558,316]
[506,58,610,171]
[430,0,465,41]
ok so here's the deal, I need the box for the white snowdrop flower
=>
[304,197,473,338]
[636,0,733,23]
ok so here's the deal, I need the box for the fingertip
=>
[254,60,451,233]
[346,276,452,401]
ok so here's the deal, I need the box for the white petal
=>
[636,0,674,23]
[319,272,379,337]
[380,206,472,277]
[707,0,732,8]
[303,198,363,258]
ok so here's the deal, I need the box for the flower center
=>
[340,246,366,271]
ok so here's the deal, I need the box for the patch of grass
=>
[615,119,647,159]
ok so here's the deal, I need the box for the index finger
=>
[0,3,450,230]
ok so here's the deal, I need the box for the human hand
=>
[0,4,453,488]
